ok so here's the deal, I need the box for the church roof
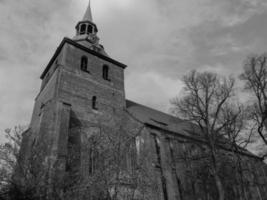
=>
[126,100,261,160]
[83,1,93,22]
[126,100,200,138]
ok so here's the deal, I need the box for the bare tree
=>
[64,115,158,200]
[171,70,243,200]
[0,126,66,200]
[0,127,23,188]
[240,53,267,158]
[1,118,158,200]
[95,124,156,200]
[0,126,39,200]
[219,103,255,200]
[92,123,158,200]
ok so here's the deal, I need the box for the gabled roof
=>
[126,100,200,138]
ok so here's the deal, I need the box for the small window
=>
[92,96,97,110]
[81,56,88,71]
[80,24,86,34]
[87,25,93,34]
[103,65,110,81]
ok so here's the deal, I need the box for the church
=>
[16,2,267,200]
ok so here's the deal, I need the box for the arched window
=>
[87,25,93,34]
[81,56,88,71]
[92,96,97,110]
[80,24,86,34]
[103,65,109,81]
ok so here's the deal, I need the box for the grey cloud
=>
[99,0,267,81]
[182,1,267,76]
[1,0,267,141]
[200,0,267,27]
[0,47,8,61]
[0,0,77,67]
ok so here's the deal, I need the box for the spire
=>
[83,0,93,22]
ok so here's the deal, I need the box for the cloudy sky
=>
[1,0,267,137]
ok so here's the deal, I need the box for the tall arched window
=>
[81,56,88,71]
[92,96,97,110]
[103,65,109,81]
[80,24,86,34]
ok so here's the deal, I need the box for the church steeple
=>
[82,0,93,22]
[74,1,107,55]
[75,1,98,36]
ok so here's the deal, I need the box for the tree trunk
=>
[209,143,224,200]
[259,119,267,145]
[214,173,224,200]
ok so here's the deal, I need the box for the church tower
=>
[18,2,128,198]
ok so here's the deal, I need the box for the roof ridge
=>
[126,99,178,119]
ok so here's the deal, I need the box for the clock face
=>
[88,34,98,44]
